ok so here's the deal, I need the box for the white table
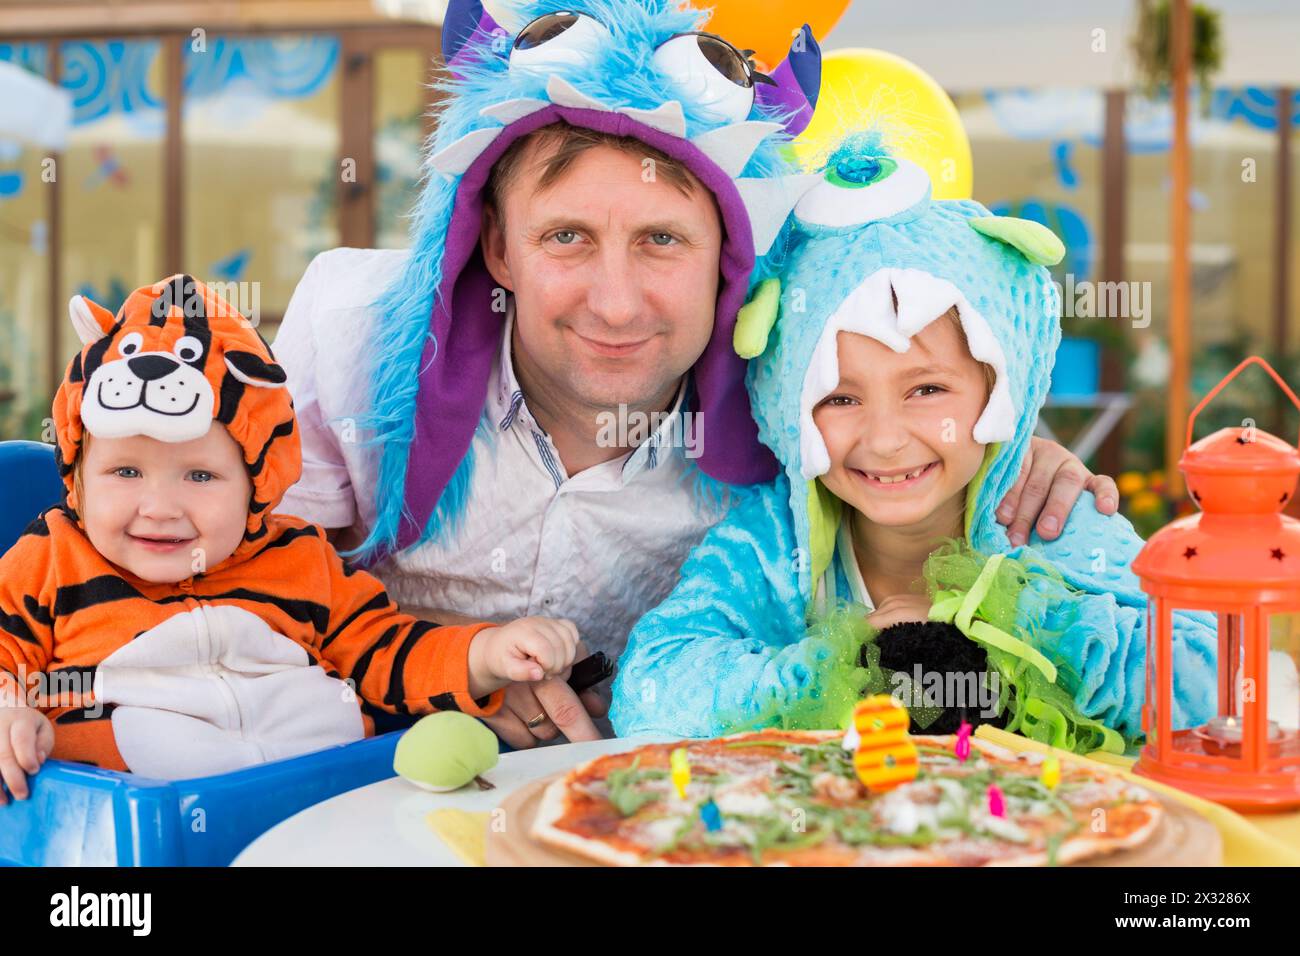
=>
[232,736,669,866]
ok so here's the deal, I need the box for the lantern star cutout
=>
[1183,546,1198,559]
[1271,548,1286,561]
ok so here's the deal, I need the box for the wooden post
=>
[162,34,184,275]
[1274,88,1293,435]
[1098,89,1128,478]
[338,34,375,249]
[1166,0,1192,497]
[46,42,63,413]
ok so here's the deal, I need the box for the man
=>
[273,0,1118,748]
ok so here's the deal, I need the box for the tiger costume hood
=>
[52,274,301,550]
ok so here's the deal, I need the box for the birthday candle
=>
[955,721,972,763]
[1041,756,1061,790]
[700,799,722,832]
[670,747,690,799]
[851,695,919,792]
[987,784,1006,818]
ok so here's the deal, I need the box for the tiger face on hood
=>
[52,274,301,546]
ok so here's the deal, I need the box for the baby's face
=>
[80,425,251,583]
[812,318,990,530]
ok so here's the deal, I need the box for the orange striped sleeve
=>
[316,541,505,719]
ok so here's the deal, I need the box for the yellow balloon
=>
[793,48,973,201]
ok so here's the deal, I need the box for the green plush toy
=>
[393,712,500,792]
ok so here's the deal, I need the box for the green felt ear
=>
[733,278,781,359]
[968,216,1065,266]
[807,478,842,596]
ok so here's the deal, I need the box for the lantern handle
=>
[1185,356,1300,450]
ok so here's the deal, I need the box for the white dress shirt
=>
[272,247,730,658]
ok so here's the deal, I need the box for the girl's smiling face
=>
[78,425,251,583]
[812,312,992,531]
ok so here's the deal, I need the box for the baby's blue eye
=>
[112,467,140,479]
[188,470,214,483]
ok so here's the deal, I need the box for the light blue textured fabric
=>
[611,142,1217,740]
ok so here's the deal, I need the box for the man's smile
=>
[570,329,655,358]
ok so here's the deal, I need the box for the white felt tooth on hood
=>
[546,74,614,112]
[617,100,686,138]
[734,173,822,256]
[479,98,551,124]
[797,270,904,479]
[429,127,502,176]
[690,120,783,177]
[889,268,1019,445]
[890,269,958,336]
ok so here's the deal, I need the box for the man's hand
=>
[480,643,608,749]
[996,436,1119,547]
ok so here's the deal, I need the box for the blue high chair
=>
[0,440,408,866]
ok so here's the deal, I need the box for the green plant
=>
[1132,0,1223,109]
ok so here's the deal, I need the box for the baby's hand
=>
[867,594,933,632]
[469,617,581,694]
[0,706,54,804]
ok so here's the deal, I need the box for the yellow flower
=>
[1129,490,1163,515]
[1117,471,1147,497]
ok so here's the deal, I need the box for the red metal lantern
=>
[1132,357,1300,811]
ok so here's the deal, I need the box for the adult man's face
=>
[481,136,723,414]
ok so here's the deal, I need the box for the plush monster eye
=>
[510,11,611,72]
[172,335,204,364]
[118,332,144,357]
[652,32,757,124]
[794,155,933,229]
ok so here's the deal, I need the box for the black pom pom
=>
[860,620,1007,735]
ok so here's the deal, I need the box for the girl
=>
[610,134,1216,750]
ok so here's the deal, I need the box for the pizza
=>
[530,730,1163,866]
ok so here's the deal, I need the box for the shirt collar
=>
[488,298,537,434]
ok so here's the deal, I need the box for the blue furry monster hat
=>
[358,0,826,559]
[736,130,1068,606]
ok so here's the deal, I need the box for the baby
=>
[0,275,578,799]
[611,134,1217,747]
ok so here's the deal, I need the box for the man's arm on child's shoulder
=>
[610,481,840,740]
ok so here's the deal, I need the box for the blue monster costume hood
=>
[735,132,1066,607]
[358,0,826,558]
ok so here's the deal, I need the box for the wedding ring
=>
[526,712,548,729]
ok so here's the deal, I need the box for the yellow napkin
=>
[426,809,489,867]
[976,725,1300,866]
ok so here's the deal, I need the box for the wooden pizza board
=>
[485,772,1222,867]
